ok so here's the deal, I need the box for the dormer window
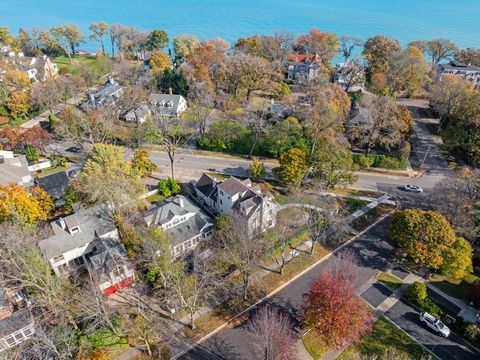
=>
[69,226,80,234]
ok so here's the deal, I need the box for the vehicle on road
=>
[419,312,450,337]
[403,184,423,193]
[65,146,82,154]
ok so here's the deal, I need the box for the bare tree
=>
[305,207,336,255]
[214,215,267,301]
[339,35,363,62]
[89,22,109,55]
[189,84,215,137]
[425,39,459,66]
[245,108,270,158]
[246,304,296,360]
[116,84,149,120]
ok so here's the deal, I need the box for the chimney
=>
[176,196,184,208]
[59,217,67,230]
[168,87,173,95]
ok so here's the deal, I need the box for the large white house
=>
[143,195,214,257]
[191,174,277,237]
[0,151,32,186]
[38,205,135,296]
[125,93,188,123]
[438,61,480,89]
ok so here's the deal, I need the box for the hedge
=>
[352,153,408,170]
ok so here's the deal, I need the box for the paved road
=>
[177,218,480,360]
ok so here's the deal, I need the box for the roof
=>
[89,238,131,284]
[0,307,33,338]
[38,205,117,259]
[81,78,123,110]
[0,153,31,185]
[290,54,321,63]
[439,61,480,72]
[149,93,186,112]
[35,171,69,200]
[165,214,210,246]
[195,173,217,198]
[348,107,373,126]
[217,177,250,197]
[232,190,262,218]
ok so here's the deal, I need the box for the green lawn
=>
[377,272,404,290]
[54,54,97,73]
[338,317,430,360]
[429,272,480,301]
[39,165,68,176]
[146,193,166,204]
[342,197,368,213]
[302,330,328,360]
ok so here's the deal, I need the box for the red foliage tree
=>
[246,304,296,360]
[0,128,19,149]
[302,251,373,349]
[18,127,52,151]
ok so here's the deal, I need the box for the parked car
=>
[403,184,423,193]
[419,312,450,337]
[65,146,82,154]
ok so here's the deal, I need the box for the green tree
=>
[390,209,457,270]
[159,69,189,96]
[24,144,39,162]
[50,24,84,62]
[146,29,169,51]
[363,35,401,75]
[276,147,307,189]
[158,177,181,197]
[249,157,265,180]
[441,237,473,280]
[173,34,200,59]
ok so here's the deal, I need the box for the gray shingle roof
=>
[35,171,69,200]
[38,205,116,259]
[0,154,31,185]
[0,307,33,339]
[217,177,250,197]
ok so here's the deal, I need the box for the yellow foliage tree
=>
[149,50,172,79]
[5,91,31,118]
[0,184,53,224]
[276,148,307,189]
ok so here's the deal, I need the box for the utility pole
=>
[420,145,432,170]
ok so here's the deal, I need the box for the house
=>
[191,174,277,236]
[0,289,34,353]
[0,52,58,82]
[38,205,135,296]
[80,77,123,111]
[0,151,32,186]
[143,195,214,257]
[437,61,480,89]
[34,170,71,206]
[334,62,366,93]
[125,93,188,123]
[287,53,321,82]
[270,99,293,120]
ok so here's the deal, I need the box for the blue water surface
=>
[0,0,479,50]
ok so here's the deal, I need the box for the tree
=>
[363,36,401,75]
[173,34,200,59]
[0,184,53,224]
[132,149,157,177]
[24,144,39,162]
[260,31,296,63]
[246,305,296,360]
[149,50,172,79]
[425,39,458,66]
[250,157,265,180]
[469,280,480,307]
[89,22,109,55]
[441,237,473,280]
[305,208,336,254]
[146,29,169,51]
[77,144,146,215]
[159,68,189,96]
[348,95,412,153]
[297,29,339,66]
[276,148,307,189]
[5,90,30,118]
[455,48,480,66]
[3,69,30,92]
[145,117,193,180]
[390,209,457,270]
[215,215,267,301]
[30,79,62,113]
[50,25,83,62]
[158,177,181,197]
[184,43,225,88]
[302,250,372,348]
[339,35,362,62]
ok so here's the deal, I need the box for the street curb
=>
[382,314,441,360]
[171,205,399,359]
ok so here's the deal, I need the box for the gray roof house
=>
[334,62,366,93]
[287,54,321,83]
[143,195,214,257]
[0,151,32,186]
[38,205,134,296]
[438,61,480,89]
[125,93,188,123]
[80,77,123,111]
[191,174,277,237]
[0,52,58,82]
[0,289,34,353]
[35,170,70,205]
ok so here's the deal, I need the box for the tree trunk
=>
[67,51,73,64]
[280,252,285,275]
[248,131,259,158]
[100,39,105,55]
[145,339,152,356]
[310,238,315,255]
[110,37,115,59]
[190,310,196,330]
[168,149,175,180]
[243,272,249,301]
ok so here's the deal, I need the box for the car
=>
[403,184,423,193]
[419,312,450,337]
[65,146,82,154]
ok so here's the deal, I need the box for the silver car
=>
[419,312,450,337]
[404,184,423,193]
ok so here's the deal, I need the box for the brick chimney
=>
[168,87,173,95]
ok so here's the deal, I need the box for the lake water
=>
[1,0,479,51]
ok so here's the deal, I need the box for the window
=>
[112,266,126,279]
[220,190,224,196]
[13,331,24,342]
[73,257,84,267]
[52,254,65,262]
[22,326,33,338]
[5,335,16,346]
[220,199,223,205]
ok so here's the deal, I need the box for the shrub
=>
[0,107,9,117]
[417,297,443,317]
[24,145,39,162]
[158,177,181,197]
[48,113,59,127]
[464,323,480,343]
[352,154,408,170]
[406,282,427,303]
[0,116,9,125]
[352,153,375,168]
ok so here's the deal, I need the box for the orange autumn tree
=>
[0,184,53,224]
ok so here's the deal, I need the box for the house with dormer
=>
[143,195,214,257]
[38,205,135,296]
[287,53,321,83]
[124,92,187,123]
[80,77,123,112]
[191,174,277,237]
